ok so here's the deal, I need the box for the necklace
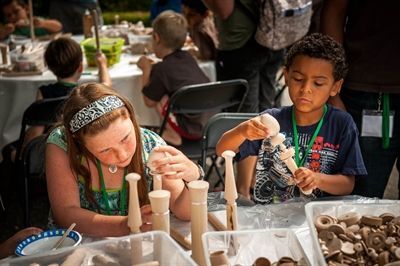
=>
[108,164,118,174]
[96,160,127,215]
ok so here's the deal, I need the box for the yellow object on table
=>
[81,37,124,67]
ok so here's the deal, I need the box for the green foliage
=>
[103,12,151,27]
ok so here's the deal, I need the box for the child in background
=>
[1,37,111,163]
[182,0,218,60]
[138,11,210,146]
[216,33,367,204]
[0,0,62,40]
[0,227,42,259]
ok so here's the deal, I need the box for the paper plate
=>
[15,229,82,256]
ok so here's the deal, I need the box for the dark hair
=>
[44,37,83,79]
[182,0,208,16]
[285,33,348,81]
[1,0,26,22]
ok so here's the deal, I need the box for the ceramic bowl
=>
[15,229,82,256]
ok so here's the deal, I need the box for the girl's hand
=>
[237,117,270,141]
[150,145,199,182]
[294,167,319,192]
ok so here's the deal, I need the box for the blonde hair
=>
[62,82,148,208]
[152,10,188,51]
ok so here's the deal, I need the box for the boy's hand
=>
[137,55,154,72]
[294,167,319,192]
[237,117,270,141]
[14,18,28,27]
[95,52,107,67]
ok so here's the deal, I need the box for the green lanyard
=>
[382,93,390,149]
[291,105,327,167]
[96,160,127,215]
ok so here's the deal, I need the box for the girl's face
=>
[3,1,28,24]
[84,116,137,168]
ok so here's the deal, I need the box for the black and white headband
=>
[69,95,125,133]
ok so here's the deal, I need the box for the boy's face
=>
[3,1,28,24]
[285,55,342,114]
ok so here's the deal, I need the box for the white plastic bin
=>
[305,199,400,266]
[1,231,195,266]
[202,229,310,266]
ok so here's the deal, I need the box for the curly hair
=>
[285,33,348,81]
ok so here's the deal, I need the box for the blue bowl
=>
[15,229,82,256]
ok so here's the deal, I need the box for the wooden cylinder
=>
[126,173,142,233]
[189,180,209,266]
[152,174,162,191]
[222,150,238,231]
[210,250,230,266]
[148,190,170,234]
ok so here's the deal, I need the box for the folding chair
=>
[15,96,67,226]
[200,113,257,187]
[21,135,47,227]
[159,79,249,160]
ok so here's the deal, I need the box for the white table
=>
[0,53,216,149]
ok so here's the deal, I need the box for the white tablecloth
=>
[0,53,216,149]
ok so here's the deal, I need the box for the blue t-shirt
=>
[237,105,367,204]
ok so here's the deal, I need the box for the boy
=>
[0,0,62,40]
[138,11,210,146]
[216,33,367,204]
[182,0,218,60]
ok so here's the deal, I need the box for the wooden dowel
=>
[170,227,191,250]
[208,212,227,231]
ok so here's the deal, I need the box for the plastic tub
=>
[305,199,400,266]
[202,229,310,266]
[2,231,195,266]
[81,37,124,67]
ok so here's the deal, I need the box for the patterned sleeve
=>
[46,127,68,152]
[140,128,166,175]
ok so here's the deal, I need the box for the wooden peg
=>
[152,174,162,191]
[28,0,35,40]
[126,173,142,233]
[148,190,170,234]
[189,180,209,266]
[271,133,312,195]
[210,250,230,266]
[222,150,238,231]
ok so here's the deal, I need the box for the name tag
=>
[361,109,394,137]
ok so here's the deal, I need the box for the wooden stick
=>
[133,261,160,266]
[222,151,238,231]
[126,173,142,233]
[189,180,209,266]
[152,173,162,191]
[170,227,191,250]
[90,9,100,53]
[28,0,35,40]
[207,212,227,231]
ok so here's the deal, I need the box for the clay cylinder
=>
[189,180,209,266]
[149,190,170,234]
